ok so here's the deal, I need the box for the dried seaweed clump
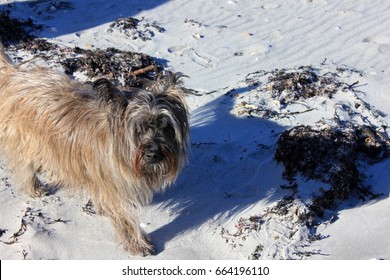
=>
[10,37,60,54]
[266,67,342,103]
[108,17,165,41]
[7,38,160,86]
[219,196,320,259]
[233,64,363,119]
[7,36,160,86]
[0,11,162,86]
[275,125,389,217]
[245,65,352,105]
[61,47,159,87]
[0,10,42,46]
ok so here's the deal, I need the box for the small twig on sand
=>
[129,65,156,76]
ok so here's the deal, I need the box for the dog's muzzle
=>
[144,144,163,164]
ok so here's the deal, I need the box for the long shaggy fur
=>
[0,44,189,256]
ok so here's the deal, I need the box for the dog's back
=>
[0,43,108,190]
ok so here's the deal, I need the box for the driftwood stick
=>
[129,65,156,76]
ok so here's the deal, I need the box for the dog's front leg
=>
[13,162,46,197]
[101,200,155,256]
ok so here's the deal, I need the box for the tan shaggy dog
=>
[0,44,189,256]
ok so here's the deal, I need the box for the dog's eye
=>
[163,124,175,139]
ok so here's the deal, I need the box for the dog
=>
[0,43,189,256]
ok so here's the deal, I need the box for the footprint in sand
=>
[187,49,218,69]
[363,35,390,44]
[363,35,390,54]
[167,46,218,68]
[167,45,188,53]
[241,44,270,56]
[261,2,282,10]
[267,30,283,43]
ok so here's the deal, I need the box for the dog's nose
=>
[144,146,162,163]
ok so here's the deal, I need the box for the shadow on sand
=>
[150,89,290,254]
[0,0,169,40]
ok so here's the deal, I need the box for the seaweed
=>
[264,66,345,104]
[1,11,162,87]
[275,124,388,217]
[61,47,159,86]
[108,17,165,41]
[0,10,42,46]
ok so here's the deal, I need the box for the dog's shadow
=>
[150,86,390,256]
[150,89,289,254]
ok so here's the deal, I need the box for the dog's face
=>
[131,101,184,179]
[135,113,176,164]
[93,76,189,186]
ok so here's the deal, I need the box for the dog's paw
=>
[123,235,155,256]
[141,243,155,257]
[23,175,48,198]
[123,242,155,256]
[25,182,47,198]
[28,187,47,198]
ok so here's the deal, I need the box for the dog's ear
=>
[158,71,187,92]
[142,72,187,96]
[93,78,126,103]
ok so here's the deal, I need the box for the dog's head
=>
[94,72,189,188]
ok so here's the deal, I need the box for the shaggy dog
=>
[0,44,189,256]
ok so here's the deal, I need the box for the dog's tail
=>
[0,42,16,71]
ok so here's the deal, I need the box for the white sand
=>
[0,0,389,260]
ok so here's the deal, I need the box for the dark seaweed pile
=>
[108,17,165,41]
[233,65,365,119]
[0,10,42,46]
[61,47,159,86]
[11,37,59,53]
[275,125,388,217]
[244,65,360,105]
[110,17,140,30]
[0,11,161,86]
[266,67,343,103]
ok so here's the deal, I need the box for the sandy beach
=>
[0,0,389,260]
